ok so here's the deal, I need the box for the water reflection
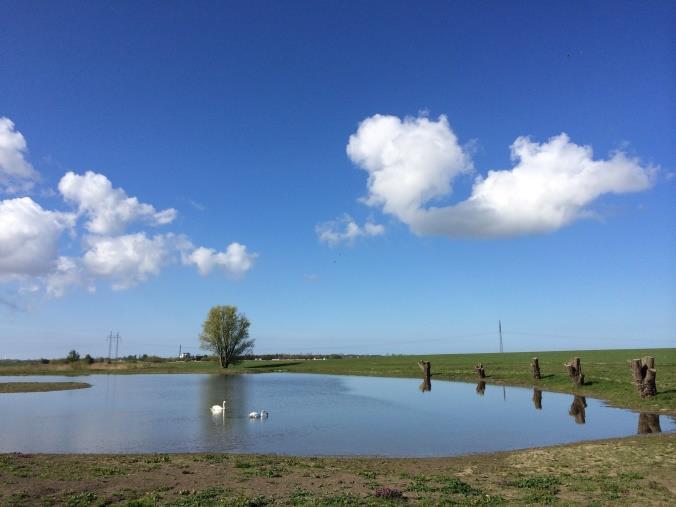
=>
[476,381,486,396]
[419,377,431,392]
[569,395,587,424]
[532,388,542,410]
[637,413,661,434]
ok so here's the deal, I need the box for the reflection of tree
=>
[532,388,542,410]
[419,376,431,392]
[568,395,587,424]
[200,375,247,426]
[475,381,486,396]
[637,413,661,434]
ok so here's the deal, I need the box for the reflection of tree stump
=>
[474,363,486,378]
[564,357,585,386]
[569,395,587,424]
[532,388,542,410]
[637,413,661,434]
[629,356,657,398]
[531,357,541,379]
[417,361,431,392]
[476,381,486,396]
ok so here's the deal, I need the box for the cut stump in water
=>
[532,388,542,410]
[629,356,657,398]
[417,361,431,392]
[637,413,661,434]
[474,363,486,378]
[564,357,585,386]
[531,357,541,379]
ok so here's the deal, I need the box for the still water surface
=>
[0,373,672,456]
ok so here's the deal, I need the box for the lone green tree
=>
[199,305,254,368]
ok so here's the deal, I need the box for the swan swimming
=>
[210,401,226,414]
[248,411,259,418]
[260,410,269,418]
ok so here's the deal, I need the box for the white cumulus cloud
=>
[347,115,655,238]
[0,118,40,193]
[82,233,170,290]
[347,114,473,224]
[184,243,257,277]
[316,214,385,246]
[0,197,74,279]
[58,171,177,235]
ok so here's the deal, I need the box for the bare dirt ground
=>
[1,434,674,506]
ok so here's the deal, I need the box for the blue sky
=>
[1,1,674,358]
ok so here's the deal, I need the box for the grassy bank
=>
[2,349,674,413]
[1,434,674,506]
[0,382,91,393]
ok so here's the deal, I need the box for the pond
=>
[0,373,672,456]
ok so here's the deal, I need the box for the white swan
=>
[210,401,226,414]
[260,410,269,418]
[248,411,260,419]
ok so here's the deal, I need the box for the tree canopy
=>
[199,305,254,368]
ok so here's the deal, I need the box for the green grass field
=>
[1,348,674,413]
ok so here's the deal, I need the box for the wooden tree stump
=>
[564,357,585,386]
[569,395,587,424]
[531,357,541,379]
[532,388,542,410]
[629,356,657,398]
[476,380,486,396]
[637,413,661,434]
[474,363,486,378]
[417,361,431,392]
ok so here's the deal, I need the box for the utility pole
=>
[179,344,182,358]
[114,332,120,360]
[107,332,114,361]
[499,320,503,353]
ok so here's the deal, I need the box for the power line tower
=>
[107,331,114,361]
[498,320,504,353]
[114,332,120,360]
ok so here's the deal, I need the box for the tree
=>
[199,305,254,368]
[66,350,80,362]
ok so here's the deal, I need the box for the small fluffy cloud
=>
[348,115,655,238]
[82,233,170,290]
[0,197,74,278]
[58,171,177,235]
[0,118,40,193]
[45,257,93,297]
[184,243,257,277]
[316,214,385,246]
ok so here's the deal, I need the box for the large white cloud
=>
[0,118,40,193]
[347,115,655,237]
[347,114,473,224]
[82,233,170,290]
[0,197,74,278]
[184,243,257,277]
[316,214,385,246]
[58,171,177,235]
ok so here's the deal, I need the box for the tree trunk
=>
[564,357,584,386]
[629,356,656,398]
[474,363,486,378]
[637,413,661,434]
[532,388,542,409]
[476,381,486,396]
[531,357,541,379]
[417,361,431,392]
